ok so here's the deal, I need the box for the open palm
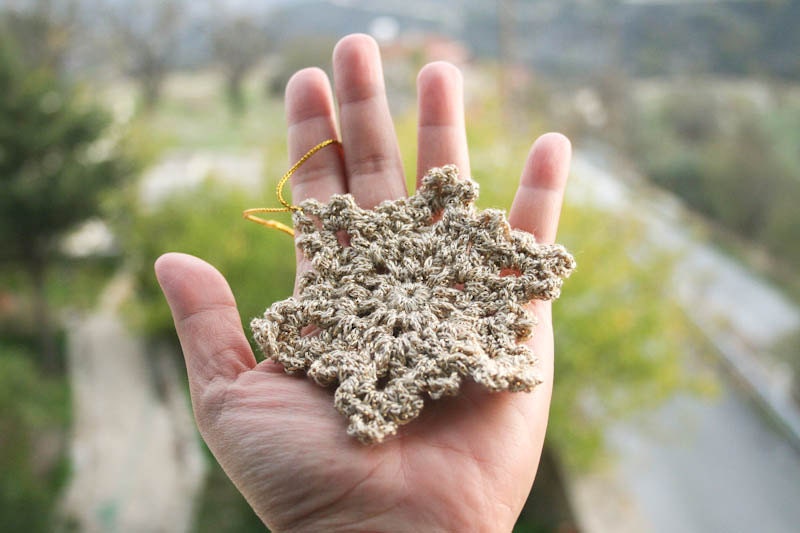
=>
[155,34,571,532]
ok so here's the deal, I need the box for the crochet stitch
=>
[251,165,575,443]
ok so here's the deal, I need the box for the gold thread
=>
[243,139,341,237]
[241,211,296,236]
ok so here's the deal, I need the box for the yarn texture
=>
[251,165,575,443]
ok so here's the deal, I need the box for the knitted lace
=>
[251,165,575,443]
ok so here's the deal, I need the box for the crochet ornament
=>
[250,164,575,444]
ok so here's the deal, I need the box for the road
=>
[62,275,206,533]
[609,382,800,533]
[567,150,800,533]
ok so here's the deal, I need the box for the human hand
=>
[155,34,571,532]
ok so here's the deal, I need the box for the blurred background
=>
[2,0,799,531]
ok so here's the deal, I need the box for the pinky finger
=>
[508,133,571,244]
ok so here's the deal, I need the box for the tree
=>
[0,0,81,77]
[103,0,184,111]
[0,39,136,370]
[265,35,337,98]
[211,14,270,115]
[118,180,295,345]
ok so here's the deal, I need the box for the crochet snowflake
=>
[251,165,575,443]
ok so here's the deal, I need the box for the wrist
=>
[268,498,518,533]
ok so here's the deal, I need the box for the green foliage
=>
[550,205,704,468]
[119,178,296,348]
[0,32,139,369]
[621,2,800,79]
[0,344,71,532]
[627,86,800,279]
[0,38,136,264]
[211,16,271,115]
[0,0,79,76]
[266,36,337,98]
[192,459,264,533]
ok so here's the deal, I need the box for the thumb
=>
[155,253,256,418]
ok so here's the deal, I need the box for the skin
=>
[155,34,571,532]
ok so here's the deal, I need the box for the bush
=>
[0,345,70,532]
[627,86,800,275]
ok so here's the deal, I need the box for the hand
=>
[155,34,571,532]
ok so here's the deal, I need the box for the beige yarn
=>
[251,165,575,444]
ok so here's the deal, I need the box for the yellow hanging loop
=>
[243,139,341,237]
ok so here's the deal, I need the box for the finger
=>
[416,61,470,185]
[508,133,571,244]
[285,67,346,204]
[155,253,256,411]
[333,33,406,208]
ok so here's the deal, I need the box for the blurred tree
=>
[104,0,184,111]
[265,36,337,98]
[0,39,136,370]
[549,204,701,467]
[118,179,295,345]
[626,87,800,279]
[0,344,70,532]
[0,0,81,77]
[211,14,270,115]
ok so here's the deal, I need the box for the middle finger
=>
[333,34,406,208]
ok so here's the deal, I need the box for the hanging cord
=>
[243,139,341,236]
